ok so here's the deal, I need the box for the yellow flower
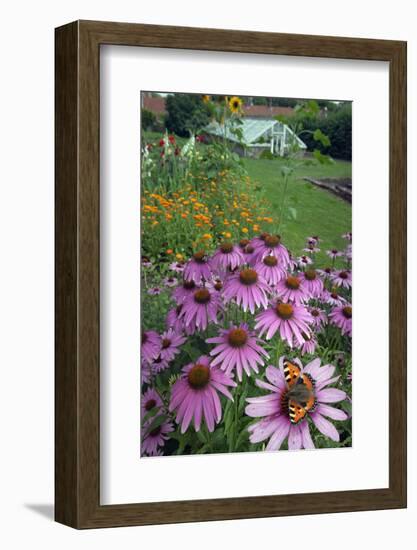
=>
[176,253,184,261]
[202,233,212,240]
[242,227,248,234]
[225,232,232,239]
[202,94,211,103]
[229,96,243,114]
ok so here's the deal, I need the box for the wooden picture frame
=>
[55,20,407,529]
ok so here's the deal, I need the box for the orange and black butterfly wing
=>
[288,399,308,424]
[283,360,301,388]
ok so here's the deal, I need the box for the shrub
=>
[142,108,157,131]
[165,94,211,137]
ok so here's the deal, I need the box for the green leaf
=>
[143,413,167,436]
[313,128,331,147]
[313,149,334,165]
[142,405,161,424]
[288,207,297,220]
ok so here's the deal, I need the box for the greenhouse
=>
[205,118,307,158]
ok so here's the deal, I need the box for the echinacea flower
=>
[166,304,196,336]
[163,276,178,288]
[245,357,348,451]
[223,267,270,314]
[276,274,311,305]
[321,288,347,306]
[303,243,320,254]
[148,287,162,295]
[210,241,243,271]
[141,360,152,385]
[299,332,318,355]
[255,255,286,286]
[141,387,164,418]
[160,328,187,362]
[206,323,269,381]
[253,234,290,267]
[329,304,352,337]
[169,355,236,433]
[142,416,174,456]
[141,330,161,364]
[326,249,343,260]
[317,266,334,279]
[173,279,199,304]
[142,258,153,268]
[255,300,313,347]
[183,250,212,283]
[169,261,185,273]
[151,354,170,374]
[298,255,313,268]
[180,287,222,331]
[299,269,324,298]
[309,307,327,330]
[330,269,352,289]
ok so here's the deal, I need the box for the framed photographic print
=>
[55,20,407,528]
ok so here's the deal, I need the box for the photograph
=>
[140,91,352,457]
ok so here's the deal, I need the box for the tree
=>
[141,108,157,131]
[165,94,211,137]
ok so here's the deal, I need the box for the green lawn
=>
[243,157,352,266]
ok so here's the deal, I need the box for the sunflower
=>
[229,96,243,114]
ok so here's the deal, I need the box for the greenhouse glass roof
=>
[206,119,278,145]
[205,118,306,148]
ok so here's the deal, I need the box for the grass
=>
[243,157,352,265]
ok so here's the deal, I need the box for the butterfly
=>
[283,360,317,424]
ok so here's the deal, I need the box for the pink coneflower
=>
[163,276,178,287]
[141,387,164,418]
[180,287,222,331]
[241,243,257,265]
[327,249,343,260]
[299,269,324,298]
[253,234,290,267]
[276,274,311,305]
[309,307,327,330]
[142,257,153,268]
[255,300,312,347]
[317,266,334,279]
[169,355,236,433]
[151,353,170,374]
[160,328,187,362]
[299,332,318,355]
[147,287,162,295]
[321,289,347,306]
[210,241,243,271]
[142,416,174,456]
[345,244,352,261]
[141,360,152,385]
[183,250,212,283]
[298,255,313,268]
[307,235,320,246]
[330,269,352,289]
[206,323,269,381]
[303,243,320,254]
[141,330,161,364]
[329,304,352,337]
[223,267,270,314]
[169,261,185,273]
[255,255,286,286]
[245,357,348,450]
[173,279,199,304]
[166,304,196,335]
